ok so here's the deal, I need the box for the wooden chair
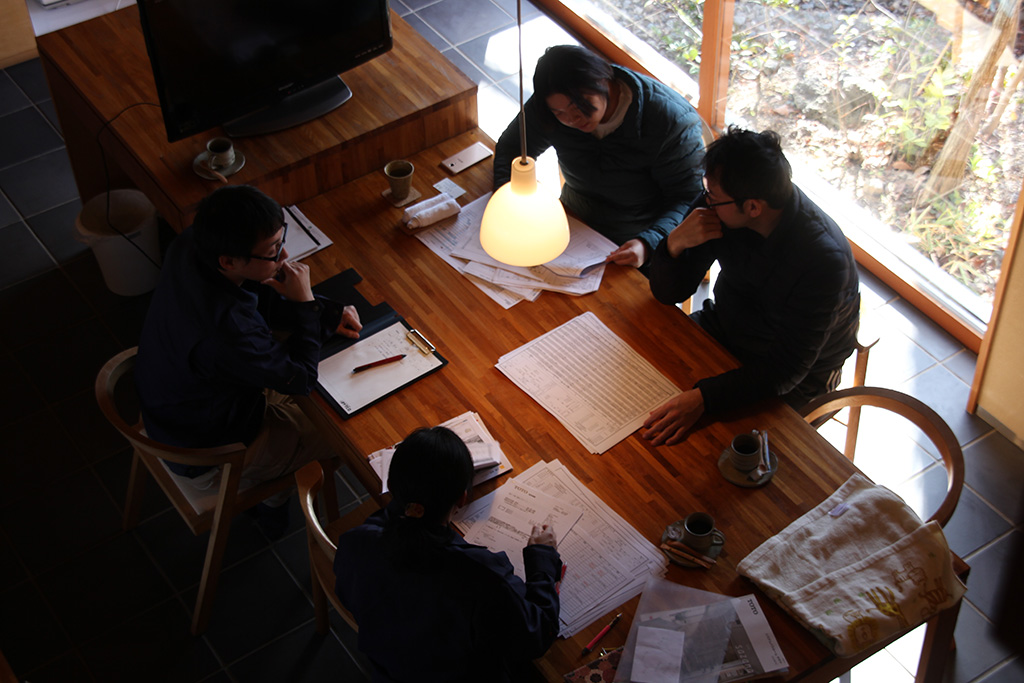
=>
[295,460,379,634]
[95,347,340,635]
[800,386,965,527]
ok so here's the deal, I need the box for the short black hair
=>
[533,45,614,122]
[387,426,474,524]
[703,126,793,209]
[192,185,284,270]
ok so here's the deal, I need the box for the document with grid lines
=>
[495,312,681,453]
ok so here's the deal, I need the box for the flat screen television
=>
[136,0,393,142]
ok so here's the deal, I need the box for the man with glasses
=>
[136,185,362,533]
[642,127,860,446]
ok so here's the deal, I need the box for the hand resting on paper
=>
[336,305,362,339]
[605,238,648,268]
[528,523,558,548]
[642,388,705,446]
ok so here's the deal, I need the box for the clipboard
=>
[312,270,447,418]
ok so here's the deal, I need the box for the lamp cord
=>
[517,0,528,166]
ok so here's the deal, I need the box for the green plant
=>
[903,192,1005,292]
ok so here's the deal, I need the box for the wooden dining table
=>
[296,128,963,683]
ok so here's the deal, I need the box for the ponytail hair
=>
[382,426,474,566]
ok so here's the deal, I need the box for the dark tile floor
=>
[2,0,1022,680]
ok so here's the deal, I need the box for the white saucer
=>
[718,447,778,488]
[193,150,245,180]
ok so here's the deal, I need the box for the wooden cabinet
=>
[1,0,37,68]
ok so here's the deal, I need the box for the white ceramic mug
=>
[682,511,725,552]
[730,431,762,472]
[206,137,235,170]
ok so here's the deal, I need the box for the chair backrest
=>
[296,461,339,561]
[295,461,359,632]
[800,386,965,527]
[95,347,250,469]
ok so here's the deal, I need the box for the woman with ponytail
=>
[333,426,562,682]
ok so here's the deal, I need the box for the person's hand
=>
[642,389,705,446]
[665,209,723,258]
[336,305,362,339]
[263,261,314,302]
[606,239,648,268]
[528,523,557,548]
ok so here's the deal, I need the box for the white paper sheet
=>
[634,627,687,683]
[496,312,682,453]
[317,322,443,415]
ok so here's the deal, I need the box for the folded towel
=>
[737,473,965,656]
[402,192,452,222]
[404,193,460,229]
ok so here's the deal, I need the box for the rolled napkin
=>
[404,193,460,229]
[737,473,965,656]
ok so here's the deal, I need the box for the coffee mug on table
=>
[682,511,725,553]
[730,431,763,472]
[384,159,415,201]
[206,137,236,169]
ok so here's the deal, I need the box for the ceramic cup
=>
[384,159,415,201]
[682,511,725,553]
[206,137,236,170]
[730,431,763,472]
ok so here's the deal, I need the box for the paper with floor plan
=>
[495,312,682,453]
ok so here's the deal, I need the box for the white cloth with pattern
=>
[736,473,966,656]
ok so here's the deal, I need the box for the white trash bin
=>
[75,189,162,296]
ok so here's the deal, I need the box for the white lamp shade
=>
[481,157,569,267]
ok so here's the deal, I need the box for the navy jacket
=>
[494,66,704,257]
[135,227,343,454]
[649,186,860,412]
[334,504,562,682]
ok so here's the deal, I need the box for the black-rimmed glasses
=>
[247,223,288,262]
[702,187,736,208]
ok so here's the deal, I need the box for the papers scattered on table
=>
[284,206,332,261]
[414,194,617,308]
[366,411,512,494]
[453,459,667,637]
[618,577,789,683]
[496,312,682,453]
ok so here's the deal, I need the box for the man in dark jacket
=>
[494,45,704,269]
[643,127,860,445]
[135,186,362,512]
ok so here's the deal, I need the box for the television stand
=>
[37,6,477,232]
[225,76,353,139]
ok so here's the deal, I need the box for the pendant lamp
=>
[479,0,569,267]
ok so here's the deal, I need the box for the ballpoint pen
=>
[352,354,405,373]
[581,613,622,657]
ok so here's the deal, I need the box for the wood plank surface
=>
[36,5,477,230]
[297,129,865,681]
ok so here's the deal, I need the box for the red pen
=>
[352,354,405,373]
[581,612,622,657]
[556,563,567,594]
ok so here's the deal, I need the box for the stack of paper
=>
[366,411,512,494]
[453,459,667,637]
[414,194,618,309]
[496,312,682,454]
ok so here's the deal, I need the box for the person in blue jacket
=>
[643,127,860,446]
[334,426,562,682]
[494,44,705,269]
